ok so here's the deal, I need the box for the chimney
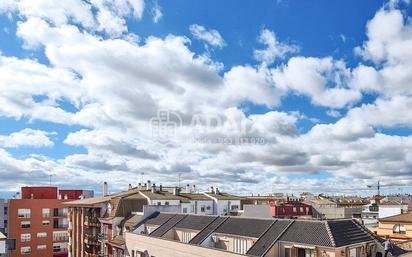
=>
[146,181,151,190]
[103,181,109,196]
[186,184,190,193]
[159,184,163,192]
[173,187,179,196]
[210,186,214,193]
[151,183,156,193]
[128,184,132,190]
[215,187,219,194]
[138,183,142,190]
[192,184,196,193]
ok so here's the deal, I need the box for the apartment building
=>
[204,188,242,215]
[270,202,312,218]
[7,187,93,257]
[126,213,389,257]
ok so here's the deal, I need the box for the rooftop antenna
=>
[178,173,181,188]
[141,172,144,185]
[49,174,53,186]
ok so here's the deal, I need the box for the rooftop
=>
[379,213,412,223]
[131,213,379,256]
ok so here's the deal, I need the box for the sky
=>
[0,0,412,197]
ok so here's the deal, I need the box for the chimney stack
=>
[186,184,190,193]
[192,185,196,193]
[173,187,180,196]
[215,187,219,194]
[138,183,142,190]
[146,180,151,190]
[151,183,156,193]
[210,186,214,194]
[103,181,109,196]
[159,184,163,192]
[128,184,133,190]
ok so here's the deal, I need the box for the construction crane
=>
[367,180,410,196]
[367,180,381,196]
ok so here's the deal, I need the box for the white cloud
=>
[189,24,226,48]
[0,0,412,195]
[0,129,55,148]
[0,0,145,37]
[254,29,299,64]
[151,2,163,23]
[272,57,361,108]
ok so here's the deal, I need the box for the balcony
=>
[97,233,108,241]
[84,234,99,246]
[84,217,100,227]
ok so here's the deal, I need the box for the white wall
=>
[0,240,5,255]
[379,206,402,219]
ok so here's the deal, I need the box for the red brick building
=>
[8,187,93,257]
[270,202,312,218]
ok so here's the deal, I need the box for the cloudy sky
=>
[0,0,411,197]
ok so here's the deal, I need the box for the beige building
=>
[377,213,412,241]
[125,213,389,257]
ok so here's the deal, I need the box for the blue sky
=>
[0,0,411,197]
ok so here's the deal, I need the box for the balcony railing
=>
[84,216,100,227]
[84,234,99,246]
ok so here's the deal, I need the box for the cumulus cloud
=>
[254,29,299,64]
[0,129,55,148]
[0,0,412,196]
[189,24,226,48]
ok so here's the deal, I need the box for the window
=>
[37,245,47,250]
[21,246,31,255]
[306,207,310,212]
[183,208,187,213]
[53,231,69,242]
[200,207,205,212]
[165,201,169,206]
[37,232,47,238]
[42,208,50,218]
[21,233,31,242]
[21,221,31,228]
[231,205,239,211]
[18,209,31,218]
[300,207,304,212]
[182,231,192,243]
[4,206,7,216]
[206,206,211,210]
[393,224,406,234]
[42,220,50,226]
[234,238,247,254]
[285,247,292,257]
[293,207,297,213]
[157,202,161,206]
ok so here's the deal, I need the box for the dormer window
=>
[393,224,406,234]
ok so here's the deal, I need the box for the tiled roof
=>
[150,214,187,237]
[189,217,228,245]
[145,213,176,226]
[328,220,375,247]
[174,215,217,230]
[214,217,274,238]
[247,219,293,256]
[179,193,213,201]
[204,192,244,200]
[380,201,402,206]
[279,220,334,247]
[379,213,412,223]
[140,191,189,202]
[123,214,143,229]
[138,214,382,256]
